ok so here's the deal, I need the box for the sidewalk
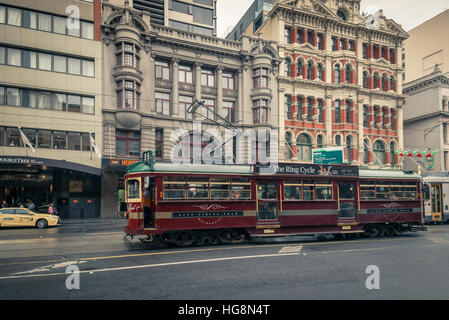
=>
[59,217,127,225]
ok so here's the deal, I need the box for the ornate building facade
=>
[235,0,408,167]
[100,0,281,216]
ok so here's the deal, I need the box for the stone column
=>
[195,62,202,101]
[358,98,364,164]
[325,94,332,146]
[397,104,404,150]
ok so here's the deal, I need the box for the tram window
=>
[284,184,302,200]
[303,180,315,200]
[210,178,230,199]
[375,184,390,200]
[163,177,186,200]
[423,184,430,201]
[338,183,354,199]
[390,185,404,199]
[403,185,417,199]
[127,180,140,199]
[360,185,375,200]
[231,179,251,200]
[258,183,277,200]
[187,178,209,199]
[316,181,333,200]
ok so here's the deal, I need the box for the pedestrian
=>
[47,203,57,215]
[1,200,8,208]
[27,199,36,211]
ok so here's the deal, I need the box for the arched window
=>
[298,60,303,78]
[335,100,341,123]
[373,140,386,165]
[285,132,293,159]
[390,77,395,92]
[335,135,341,146]
[285,95,292,120]
[390,141,396,166]
[335,64,341,84]
[317,63,323,81]
[374,73,380,89]
[337,10,347,21]
[296,133,312,161]
[346,136,352,162]
[382,75,388,91]
[317,134,323,148]
[285,59,291,77]
[346,65,351,83]
[364,139,370,164]
[307,61,313,80]
[307,97,313,121]
[363,72,368,88]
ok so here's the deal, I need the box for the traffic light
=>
[426,158,435,170]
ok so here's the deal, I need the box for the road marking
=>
[0,252,300,280]
[11,261,87,275]
[278,245,303,254]
[0,238,58,245]
[428,237,449,244]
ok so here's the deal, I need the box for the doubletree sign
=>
[313,147,345,165]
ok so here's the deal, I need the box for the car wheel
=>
[36,219,48,229]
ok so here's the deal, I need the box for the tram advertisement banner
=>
[255,163,359,177]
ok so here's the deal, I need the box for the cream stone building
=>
[100,0,281,217]
[403,9,449,83]
[230,0,408,168]
[0,0,103,218]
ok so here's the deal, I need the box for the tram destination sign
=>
[255,163,359,177]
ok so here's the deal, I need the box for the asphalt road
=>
[0,220,448,300]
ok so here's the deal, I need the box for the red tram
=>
[123,157,425,246]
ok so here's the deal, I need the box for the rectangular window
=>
[222,72,235,90]
[53,131,67,149]
[201,68,215,87]
[179,65,193,84]
[285,95,292,120]
[7,7,21,26]
[0,47,5,64]
[53,16,66,34]
[202,99,215,120]
[0,86,4,105]
[68,132,81,150]
[284,183,302,200]
[303,181,315,200]
[187,177,209,199]
[0,6,5,24]
[0,127,4,146]
[38,53,52,71]
[155,60,170,80]
[363,105,368,127]
[163,177,186,200]
[81,21,94,39]
[53,93,67,111]
[6,127,20,147]
[82,60,94,77]
[82,97,95,114]
[179,95,193,119]
[23,10,37,29]
[68,95,81,113]
[223,101,235,123]
[192,6,213,26]
[38,130,51,148]
[23,50,37,68]
[231,178,251,199]
[210,178,230,200]
[67,20,80,37]
[81,133,90,151]
[21,89,37,108]
[155,92,170,115]
[7,48,21,66]
[116,131,140,157]
[68,58,81,75]
[38,92,52,110]
[53,55,67,73]
[316,182,333,200]
[38,13,52,32]
[6,87,20,106]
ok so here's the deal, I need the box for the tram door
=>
[431,184,443,222]
[143,176,156,228]
[256,181,281,223]
[337,182,358,221]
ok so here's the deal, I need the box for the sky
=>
[216,0,449,38]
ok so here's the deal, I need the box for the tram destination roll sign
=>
[255,163,359,177]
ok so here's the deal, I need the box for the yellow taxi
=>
[0,207,61,229]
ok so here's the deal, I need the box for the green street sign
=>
[313,147,345,164]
